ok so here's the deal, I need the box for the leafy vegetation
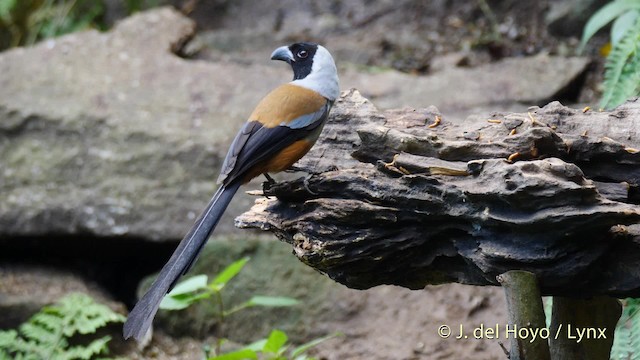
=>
[210,329,340,360]
[543,297,640,359]
[0,0,165,50]
[580,4,640,355]
[611,298,640,360]
[160,257,339,359]
[123,0,164,13]
[0,0,105,49]
[0,292,125,360]
[580,0,640,109]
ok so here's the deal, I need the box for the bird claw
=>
[262,172,319,197]
[303,174,318,195]
[262,173,277,198]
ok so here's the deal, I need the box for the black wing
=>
[217,103,330,185]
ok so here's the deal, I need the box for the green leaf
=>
[19,323,57,344]
[612,9,640,45]
[59,294,125,336]
[159,296,191,310]
[579,0,640,53]
[600,15,640,109]
[225,296,300,316]
[0,330,17,347]
[210,257,250,291]
[0,293,123,360]
[241,339,268,352]
[209,349,258,360]
[246,296,300,307]
[263,329,288,354]
[65,336,110,359]
[168,275,209,296]
[291,332,342,357]
[160,275,212,310]
[543,297,553,329]
[160,291,213,310]
[611,298,640,359]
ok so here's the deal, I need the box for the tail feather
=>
[123,181,241,341]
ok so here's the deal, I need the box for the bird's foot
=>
[262,173,277,198]
[288,164,338,174]
[303,174,318,195]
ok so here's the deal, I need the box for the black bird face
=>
[271,42,319,80]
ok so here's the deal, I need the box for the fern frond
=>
[31,312,64,332]
[601,16,640,109]
[57,293,125,337]
[629,299,640,360]
[18,322,61,346]
[9,337,46,360]
[611,320,632,359]
[65,336,111,360]
[611,10,640,45]
[0,293,125,360]
[0,331,17,348]
[580,0,640,52]
[611,298,640,359]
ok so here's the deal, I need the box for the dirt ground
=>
[312,284,509,360]
[119,283,509,360]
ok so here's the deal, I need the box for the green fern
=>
[579,0,640,53]
[0,293,126,360]
[611,298,640,360]
[580,0,640,109]
[601,17,640,109]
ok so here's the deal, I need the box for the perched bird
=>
[123,42,339,341]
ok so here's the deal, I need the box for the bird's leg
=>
[290,165,336,195]
[262,173,276,197]
[264,173,276,185]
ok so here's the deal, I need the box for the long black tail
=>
[123,181,241,340]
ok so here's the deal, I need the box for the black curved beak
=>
[270,46,294,64]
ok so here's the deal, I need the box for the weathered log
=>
[236,89,640,297]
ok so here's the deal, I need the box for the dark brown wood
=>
[236,90,640,297]
[549,297,621,360]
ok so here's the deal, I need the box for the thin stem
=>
[477,0,501,41]
[214,289,225,356]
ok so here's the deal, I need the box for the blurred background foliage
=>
[0,0,165,50]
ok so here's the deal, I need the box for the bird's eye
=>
[297,50,308,59]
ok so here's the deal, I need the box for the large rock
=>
[0,7,290,241]
[342,54,591,116]
[0,7,593,242]
[0,265,125,328]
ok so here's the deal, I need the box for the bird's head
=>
[270,42,340,101]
